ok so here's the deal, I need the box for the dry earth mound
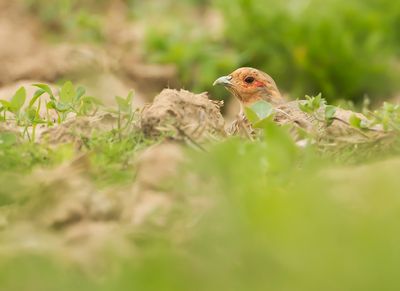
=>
[140,89,226,143]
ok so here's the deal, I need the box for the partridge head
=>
[213,67,284,106]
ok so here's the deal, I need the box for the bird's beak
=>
[213,75,233,87]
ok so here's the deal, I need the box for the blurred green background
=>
[22,0,400,104]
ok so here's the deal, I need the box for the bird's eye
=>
[244,76,255,84]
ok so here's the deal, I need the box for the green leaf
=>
[60,81,75,104]
[262,122,297,171]
[298,102,312,113]
[299,93,325,114]
[75,86,86,101]
[244,107,259,123]
[10,87,26,113]
[26,107,37,122]
[325,105,337,126]
[251,100,274,120]
[46,100,56,109]
[115,96,130,112]
[312,93,323,108]
[82,96,103,105]
[33,83,54,98]
[0,100,11,109]
[55,102,70,112]
[349,114,362,129]
[126,91,134,105]
[253,115,275,129]
[29,89,45,108]
[244,100,273,123]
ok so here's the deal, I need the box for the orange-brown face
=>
[213,67,283,106]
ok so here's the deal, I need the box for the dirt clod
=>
[140,89,226,143]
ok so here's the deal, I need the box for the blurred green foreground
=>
[1,123,400,291]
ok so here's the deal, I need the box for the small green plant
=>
[348,114,366,129]
[298,93,337,126]
[324,105,337,126]
[0,81,101,141]
[111,91,136,142]
[368,102,400,132]
[44,81,101,122]
[0,86,46,141]
[0,87,26,121]
[298,93,325,114]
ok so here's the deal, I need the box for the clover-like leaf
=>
[349,114,362,129]
[244,100,273,124]
[60,81,75,104]
[325,105,337,126]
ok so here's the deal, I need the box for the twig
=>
[175,126,207,152]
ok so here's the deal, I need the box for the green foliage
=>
[297,94,339,126]
[113,91,136,141]
[0,82,155,186]
[0,132,17,148]
[349,114,364,129]
[325,105,337,126]
[368,102,400,131]
[115,92,134,114]
[9,87,27,114]
[344,101,400,131]
[181,135,400,291]
[87,130,152,186]
[144,11,239,100]
[3,124,400,290]
[24,0,105,41]
[0,82,100,141]
[244,100,274,128]
[0,140,54,173]
[298,93,325,114]
[215,0,400,103]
